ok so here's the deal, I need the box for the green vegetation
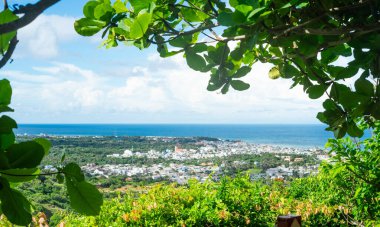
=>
[0,80,103,225]
[0,0,378,225]
[58,165,379,226]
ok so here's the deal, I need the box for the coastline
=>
[15,124,330,148]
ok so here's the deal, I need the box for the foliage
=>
[0,79,103,225]
[76,0,380,138]
[324,120,380,225]
[60,172,379,226]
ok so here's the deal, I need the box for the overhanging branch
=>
[0,0,60,35]
[0,35,18,68]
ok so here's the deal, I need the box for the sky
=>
[1,0,324,124]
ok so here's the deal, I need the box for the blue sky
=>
[1,0,323,124]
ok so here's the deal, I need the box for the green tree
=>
[75,0,380,138]
[0,1,103,225]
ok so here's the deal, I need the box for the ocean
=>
[16,124,333,148]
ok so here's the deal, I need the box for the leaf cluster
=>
[76,0,380,138]
[0,80,103,225]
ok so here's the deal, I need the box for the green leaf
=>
[74,18,106,36]
[180,8,208,22]
[34,138,51,156]
[169,35,192,48]
[5,141,44,169]
[207,73,224,91]
[185,50,207,72]
[63,163,85,182]
[57,173,64,184]
[130,13,152,39]
[235,4,253,16]
[0,133,15,150]
[281,64,301,79]
[347,121,364,138]
[0,151,10,169]
[221,83,230,94]
[0,78,12,107]
[1,168,40,182]
[217,11,245,26]
[191,43,208,53]
[247,7,266,19]
[355,78,374,96]
[0,177,32,226]
[65,178,103,216]
[333,123,347,139]
[83,1,101,19]
[0,9,18,52]
[113,0,127,13]
[231,80,250,91]
[61,151,66,163]
[321,44,351,64]
[94,0,113,21]
[233,66,251,78]
[130,0,153,13]
[307,85,327,99]
[0,115,17,134]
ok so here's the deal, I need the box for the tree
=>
[0,1,103,225]
[75,0,380,138]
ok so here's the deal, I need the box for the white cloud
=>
[1,54,323,123]
[16,14,77,58]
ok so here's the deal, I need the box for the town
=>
[78,136,329,184]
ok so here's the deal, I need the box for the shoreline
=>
[16,133,326,149]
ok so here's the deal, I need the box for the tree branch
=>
[275,0,372,38]
[0,0,60,35]
[0,35,18,69]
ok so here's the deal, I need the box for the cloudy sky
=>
[1,0,323,124]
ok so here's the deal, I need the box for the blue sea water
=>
[15,124,333,148]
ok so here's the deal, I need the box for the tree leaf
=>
[34,138,51,156]
[0,133,15,150]
[281,64,301,79]
[65,178,103,216]
[217,11,245,26]
[355,78,374,96]
[0,9,18,52]
[0,115,17,134]
[0,79,12,107]
[221,83,230,94]
[5,141,44,169]
[94,1,113,21]
[180,7,208,22]
[0,177,32,226]
[185,50,207,72]
[74,18,106,36]
[333,123,347,139]
[247,7,266,19]
[307,85,327,99]
[129,0,153,13]
[83,1,101,19]
[169,35,192,48]
[347,121,364,138]
[233,66,251,78]
[113,0,128,14]
[63,163,85,182]
[130,13,152,39]
[231,80,250,91]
